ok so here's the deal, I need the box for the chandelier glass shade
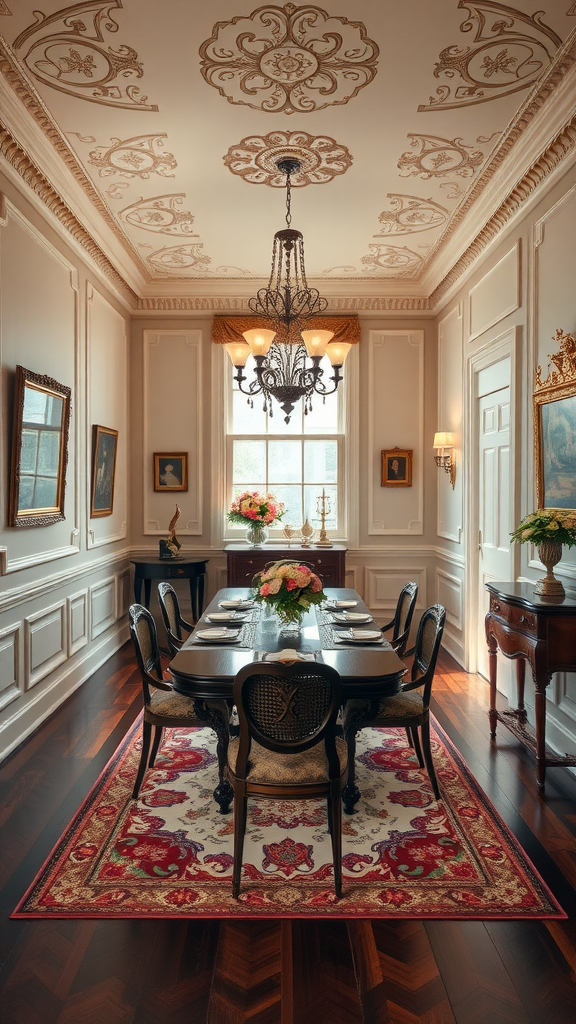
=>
[224,159,351,423]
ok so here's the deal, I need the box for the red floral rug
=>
[13,717,564,920]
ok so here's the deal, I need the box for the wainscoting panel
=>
[67,590,88,656]
[469,242,520,341]
[436,567,463,631]
[90,578,117,640]
[25,602,67,690]
[116,569,131,620]
[364,566,427,613]
[0,622,21,712]
[437,305,463,543]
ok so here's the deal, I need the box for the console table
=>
[130,556,208,621]
[225,544,346,588]
[485,581,576,791]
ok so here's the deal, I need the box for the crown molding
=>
[134,294,432,315]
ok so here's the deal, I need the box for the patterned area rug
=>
[13,717,564,920]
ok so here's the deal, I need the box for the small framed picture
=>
[91,425,118,517]
[382,447,413,487]
[154,452,188,492]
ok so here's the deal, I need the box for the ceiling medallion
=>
[224,131,353,186]
[223,159,352,423]
[119,195,197,236]
[85,134,177,179]
[374,195,448,236]
[398,134,486,179]
[419,1,561,112]
[199,3,378,114]
[360,244,423,277]
[13,0,158,110]
[147,244,211,274]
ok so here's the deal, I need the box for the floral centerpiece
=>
[252,559,326,626]
[511,509,576,596]
[227,491,285,547]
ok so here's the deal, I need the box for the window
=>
[226,353,346,536]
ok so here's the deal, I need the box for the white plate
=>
[331,612,372,623]
[325,599,358,610]
[333,629,383,644]
[350,629,383,641]
[195,628,240,642]
[206,611,248,623]
[218,599,254,610]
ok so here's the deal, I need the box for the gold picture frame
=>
[153,452,188,492]
[91,425,118,518]
[381,447,413,487]
[534,329,576,512]
[9,365,71,527]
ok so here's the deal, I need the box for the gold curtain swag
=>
[211,315,361,347]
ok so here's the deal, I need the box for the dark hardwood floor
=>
[1,644,576,1023]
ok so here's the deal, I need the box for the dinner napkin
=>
[263,649,316,663]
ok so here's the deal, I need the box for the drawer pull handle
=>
[493,602,500,612]
[520,614,525,622]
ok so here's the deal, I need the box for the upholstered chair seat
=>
[347,690,424,722]
[228,734,348,785]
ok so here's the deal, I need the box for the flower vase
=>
[245,523,268,547]
[260,603,279,640]
[534,541,564,597]
[277,617,302,641]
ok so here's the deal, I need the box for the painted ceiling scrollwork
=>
[359,244,423,278]
[79,134,177,179]
[199,2,379,114]
[374,195,449,236]
[147,244,212,274]
[398,134,487,179]
[119,195,198,236]
[13,0,158,110]
[223,131,352,186]
[419,0,561,111]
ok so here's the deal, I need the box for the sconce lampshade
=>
[433,431,454,449]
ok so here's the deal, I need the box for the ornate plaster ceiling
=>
[0,1,575,306]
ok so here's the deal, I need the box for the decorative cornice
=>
[430,114,576,308]
[135,295,431,312]
[0,119,137,305]
[423,32,576,283]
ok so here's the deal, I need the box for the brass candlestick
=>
[315,489,333,548]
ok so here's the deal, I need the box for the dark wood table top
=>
[170,587,407,701]
[130,556,208,568]
[486,580,576,613]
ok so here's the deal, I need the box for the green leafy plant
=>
[511,509,576,547]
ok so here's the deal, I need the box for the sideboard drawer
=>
[490,596,537,636]
[226,545,346,587]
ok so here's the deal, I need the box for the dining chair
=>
[381,581,418,657]
[157,581,194,657]
[342,604,446,810]
[128,603,233,811]
[228,660,347,899]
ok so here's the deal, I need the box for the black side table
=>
[130,557,209,622]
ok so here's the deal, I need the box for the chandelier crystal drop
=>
[224,159,351,423]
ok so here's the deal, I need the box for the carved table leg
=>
[486,616,498,739]
[534,686,547,792]
[194,699,233,813]
[515,657,528,723]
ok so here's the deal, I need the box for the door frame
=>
[464,326,521,674]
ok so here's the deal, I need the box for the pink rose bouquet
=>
[227,491,285,527]
[252,559,326,625]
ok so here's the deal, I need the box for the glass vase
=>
[245,522,268,547]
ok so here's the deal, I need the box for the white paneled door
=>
[477,385,513,681]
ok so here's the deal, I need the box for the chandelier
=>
[223,158,351,423]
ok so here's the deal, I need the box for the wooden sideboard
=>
[485,581,576,791]
[225,544,347,588]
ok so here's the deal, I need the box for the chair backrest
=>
[409,603,446,706]
[157,582,183,655]
[129,603,163,704]
[233,661,343,781]
[392,582,418,654]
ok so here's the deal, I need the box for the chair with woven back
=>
[128,603,233,812]
[342,604,446,812]
[381,581,418,657]
[157,581,194,657]
[228,660,347,899]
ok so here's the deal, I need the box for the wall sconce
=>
[433,432,456,489]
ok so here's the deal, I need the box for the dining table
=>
[170,586,407,813]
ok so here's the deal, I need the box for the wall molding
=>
[24,599,67,690]
[67,590,88,657]
[468,243,520,343]
[437,304,463,543]
[89,576,117,640]
[0,547,131,614]
[0,621,21,712]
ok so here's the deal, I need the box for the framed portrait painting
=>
[9,365,71,527]
[91,425,118,517]
[382,447,413,487]
[154,453,188,492]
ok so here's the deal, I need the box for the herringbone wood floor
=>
[1,644,576,1024]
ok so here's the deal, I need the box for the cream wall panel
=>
[116,569,131,620]
[90,577,117,640]
[0,623,21,712]
[367,331,424,535]
[534,184,576,367]
[87,285,128,549]
[25,601,67,690]
[469,243,520,341]
[436,568,463,631]
[0,200,80,573]
[143,331,203,535]
[437,306,463,543]
[364,566,427,612]
[67,590,88,656]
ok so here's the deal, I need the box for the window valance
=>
[211,315,360,347]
